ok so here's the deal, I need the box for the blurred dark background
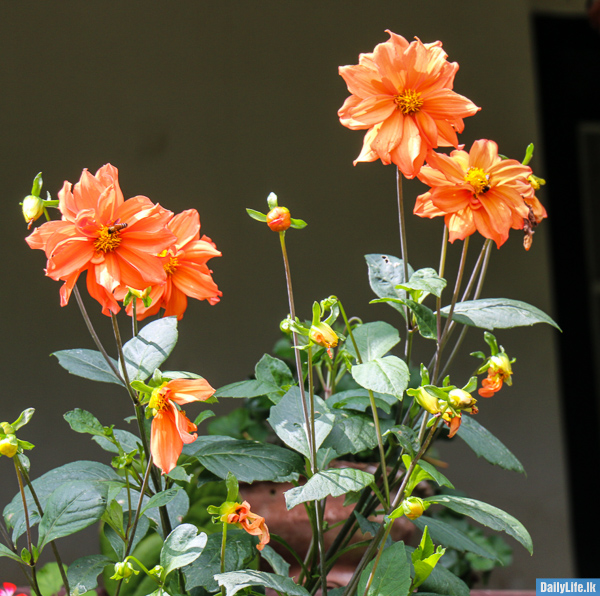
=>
[2,0,597,587]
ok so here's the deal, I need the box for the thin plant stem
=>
[111,314,140,406]
[14,460,42,596]
[115,457,154,596]
[396,168,412,355]
[73,286,124,383]
[220,521,228,596]
[338,301,390,506]
[278,231,315,463]
[132,299,139,337]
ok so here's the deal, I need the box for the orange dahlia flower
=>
[338,31,480,178]
[149,378,215,474]
[414,140,542,247]
[222,501,270,551]
[122,209,222,321]
[26,165,176,315]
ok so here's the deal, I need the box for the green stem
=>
[338,300,390,506]
[132,299,139,337]
[278,231,315,465]
[220,522,228,596]
[396,168,412,353]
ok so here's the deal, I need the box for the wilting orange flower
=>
[26,165,175,315]
[414,140,540,247]
[122,209,222,320]
[338,31,480,178]
[223,501,270,551]
[478,352,513,398]
[149,378,215,474]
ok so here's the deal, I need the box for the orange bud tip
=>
[266,207,291,232]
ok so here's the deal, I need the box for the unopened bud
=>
[413,387,442,416]
[309,322,338,357]
[0,437,18,458]
[110,561,139,581]
[22,195,45,228]
[448,388,476,411]
[401,497,428,520]
[266,206,291,232]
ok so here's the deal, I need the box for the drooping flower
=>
[122,209,222,321]
[1,584,26,596]
[26,165,176,315]
[148,378,215,474]
[309,321,339,358]
[217,501,270,551]
[478,352,513,398]
[338,31,480,178]
[414,140,541,247]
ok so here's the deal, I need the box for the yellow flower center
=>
[464,167,491,195]
[149,384,169,414]
[94,225,124,253]
[164,256,179,276]
[393,89,423,115]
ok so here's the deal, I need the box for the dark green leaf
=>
[440,298,560,331]
[398,268,447,298]
[327,389,396,414]
[388,426,420,458]
[52,349,122,385]
[411,517,498,561]
[186,436,303,483]
[92,429,141,455]
[366,254,414,317]
[183,530,256,593]
[357,541,411,596]
[38,481,109,551]
[405,545,469,596]
[120,317,178,381]
[215,570,310,596]
[214,379,278,399]
[424,495,533,554]
[285,468,375,509]
[268,387,334,458]
[68,555,114,596]
[260,545,291,577]
[141,488,182,515]
[64,409,105,436]
[457,416,525,474]
[0,543,22,563]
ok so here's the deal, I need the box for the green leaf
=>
[183,530,256,593]
[92,429,140,455]
[366,254,414,318]
[456,416,525,474]
[415,459,454,490]
[405,545,469,596]
[321,410,394,458]
[31,172,43,196]
[12,408,35,431]
[268,387,334,458]
[141,488,181,515]
[327,389,396,414]
[345,321,400,362]
[411,516,498,561]
[68,555,114,596]
[37,562,68,596]
[52,349,122,385]
[255,354,294,390]
[64,409,105,436]
[357,541,411,596]
[351,356,409,400]
[142,488,189,537]
[424,495,533,554]
[120,317,178,381]
[398,268,447,298]
[160,523,207,576]
[4,461,123,543]
[290,217,307,229]
[440,298,560,331]
[246,208,267,222]
[215,570,310,596]
[37,481,109,551]
[284,468,375,510]
[0,542,22,563]
[388,426,420,458]
[214,379,277,399]
[260,545,291,577]
[185,436,303,483]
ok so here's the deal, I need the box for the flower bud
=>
[22,195,45,229]
[309,321,338,357]
[266,206,291,232]
[0,437,18,458]
[401,497,428,520]
[110,561,139,581]
[412,387,442,416]
[447,388,477,411]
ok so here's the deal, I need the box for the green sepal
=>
[226,472,239,503]
[462,376,478,393]
[311,301,321,326]
[31,172,43,197]
[130,380,154,394]
[522,143,535,166]
[21,547,32,564]
[290,218,307,229]
[246,208,267,222]
[12,408,35,431]
[411,525,446,591]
